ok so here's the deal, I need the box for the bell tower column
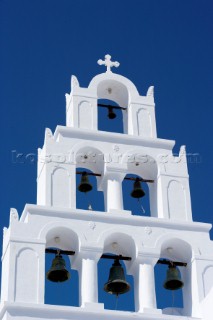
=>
[74,248,103,308]
[99,165,127,213]
[132,255,161,314]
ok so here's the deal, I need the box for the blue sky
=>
[0,0,213,312]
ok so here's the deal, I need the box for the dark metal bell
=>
[107,106,116,119]
[163,265,184,290]
[104,259,130,295]
[131,178,145,198]
[78,171,93,193]
[47,254,70,282]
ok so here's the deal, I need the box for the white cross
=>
[97,54,120,73]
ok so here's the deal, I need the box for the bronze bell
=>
[163,265,184,290]
[78,171,93,193]
[104,259,130,296]
[107,106,116,119]
[47,254,70,282]
[131,178,145,198]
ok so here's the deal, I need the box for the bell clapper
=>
[172,290,175,314]
[138,198,145,214]
[88,204,93,210]
[115,294,119,310]
[85,192,93,211]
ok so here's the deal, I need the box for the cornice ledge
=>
[21,204,212,234]
[54,126,175,151]
[0,302,202,320]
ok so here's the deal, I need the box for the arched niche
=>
[137,108,152,137]
[51,167,70,208]
[78,100,93,129]
[15,248,39,303]
[167,180,187,220]
[202,265,213,298]
[97,231,136,311]
[154,236,192,316]
[45,227,79,307]
[122,151,158,217]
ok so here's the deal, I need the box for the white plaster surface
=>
[1,64,213,320]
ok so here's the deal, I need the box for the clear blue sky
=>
[0,0,213,312]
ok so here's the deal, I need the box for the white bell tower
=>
[1,55,213,320]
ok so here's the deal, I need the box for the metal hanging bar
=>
[101,254,131,261]
[76,171,154,183]
[157,259,187,267]
[76,171,101,177]
[45,250,187,267]
[45,248,75,256]
[98,103,127,111]
[124,176,154,183]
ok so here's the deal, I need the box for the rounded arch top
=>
[89,73,139,106]
[39,222,80,252]
[97,228,137,260]
[121,149,158,180]
[155,234,192,263]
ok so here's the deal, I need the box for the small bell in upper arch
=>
[163,265,184,290]
[107,106,116,119]
[130,178,145,198]
[78,171,93,193]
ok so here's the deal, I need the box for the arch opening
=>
[155,238,192,316]
[76,167,104,212]
[96,79,129,134]
[97,232,136,311]
[122,174,151,216]
[45,249,79,307]
[98,99,125,134]
[122,152,158,217]
[98,254,134,311]
[75,145,105,212]
[44,227,79,307]
[154,262,184,313]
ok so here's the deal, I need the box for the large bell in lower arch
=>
[46,254,70,282]
[78,171,93,193]
[104,259,130,295]
[163,265,184,290]
[130,178,145,199]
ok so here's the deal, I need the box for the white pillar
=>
[105,175,123,211]
[134,258,161,314]
[80,257,98,305]
[99,165,126,212]
[77,250,104,309]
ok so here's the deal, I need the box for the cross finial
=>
[97,54,120,73]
